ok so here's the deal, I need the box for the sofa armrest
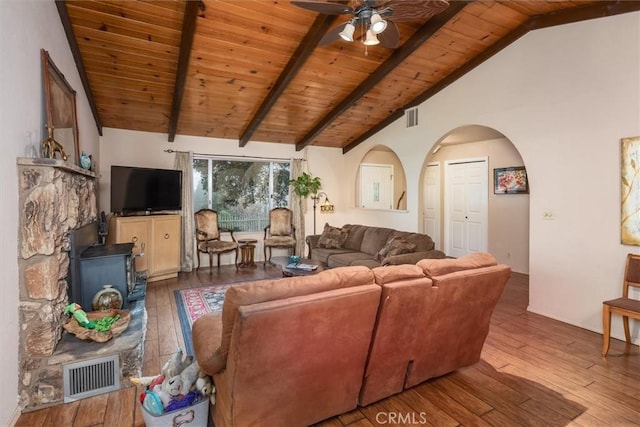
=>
[305,234,321,258]
[384,250,446,266]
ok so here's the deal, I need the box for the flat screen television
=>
[111,165,182,214]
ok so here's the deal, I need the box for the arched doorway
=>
[419,125,530,274]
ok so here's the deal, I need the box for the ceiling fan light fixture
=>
[363,29,379,46]
[370,13,387,34]
[339,21,356,42]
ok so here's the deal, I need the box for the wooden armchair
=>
[263,207,296,264]
[194,209,239,270]
[602,253,640,355]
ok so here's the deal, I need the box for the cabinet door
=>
[116,219,149,273]
[150,216,181,276]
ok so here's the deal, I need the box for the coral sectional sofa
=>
[306,223,446,268]
[192,253,511,427]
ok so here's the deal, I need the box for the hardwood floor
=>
[15,267,640,426]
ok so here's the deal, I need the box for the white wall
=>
[98,128,349,261]
[344,13,640,341]
[1,1,100,424]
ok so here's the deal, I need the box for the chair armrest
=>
[263,225,270,239]
[305,234,321,258]
[220,227,237,242]
[384,250,446,266]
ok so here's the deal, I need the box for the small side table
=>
[237,238,258,268]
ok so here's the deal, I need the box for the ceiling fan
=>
[291,0,450,49]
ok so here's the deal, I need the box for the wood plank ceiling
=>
[59,0,640,153]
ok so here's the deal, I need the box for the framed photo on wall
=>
[494,166,528,194]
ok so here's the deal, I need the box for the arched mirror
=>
[357,145,407,210]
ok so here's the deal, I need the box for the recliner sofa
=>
[192,252,511,426]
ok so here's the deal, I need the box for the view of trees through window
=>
[193,157,291,232]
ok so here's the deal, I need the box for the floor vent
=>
[63,354,120,402]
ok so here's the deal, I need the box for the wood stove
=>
[68,222,146,310]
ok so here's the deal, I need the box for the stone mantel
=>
[17,157,96,178]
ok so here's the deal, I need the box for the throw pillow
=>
[376,237,416,263]
[317,223,349,249]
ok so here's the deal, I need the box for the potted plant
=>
[289,172,321,198]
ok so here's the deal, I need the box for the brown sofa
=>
[192,253,511,426]
[306,223,445,268]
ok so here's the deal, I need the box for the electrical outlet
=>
[543,210,554,220]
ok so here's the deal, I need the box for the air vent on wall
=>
[406,107,418,128]
[63,354,120,402]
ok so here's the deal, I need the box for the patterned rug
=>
[175,284,233,356]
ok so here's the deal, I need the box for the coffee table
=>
[270,256,326,277]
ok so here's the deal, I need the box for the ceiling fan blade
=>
[291,1,354,15]
[319,22,348,46]
[378,20,399,49]
[386,0,449,22]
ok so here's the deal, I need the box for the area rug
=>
[175,284,233,356]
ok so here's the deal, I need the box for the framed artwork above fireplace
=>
[41,49,80,166]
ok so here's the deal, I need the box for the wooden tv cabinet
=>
[107,214,181,282]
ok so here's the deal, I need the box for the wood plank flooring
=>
[15,267,640,427]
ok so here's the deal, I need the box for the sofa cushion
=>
[376,237,417,263]
[208,266,375,375]
[360,227,395,256]
[371,264,425,284]
[417,252,497,277]
[387,231,435,253]
[310,247,353,264]
[341,224,369,251]
[328,252,378,268]
[317,223,349,249]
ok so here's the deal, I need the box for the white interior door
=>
[423,162,441,250]
[445,158,488,257]
[360,164,393,209]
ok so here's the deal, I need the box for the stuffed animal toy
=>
[161,375,184,398]
[178,361,202,394]
[162,348,193,378]
[195,376,214,397]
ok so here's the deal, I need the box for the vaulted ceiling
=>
[57,0,640,153]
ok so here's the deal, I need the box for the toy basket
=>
[141,396,209,427]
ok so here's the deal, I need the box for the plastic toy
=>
[63,303,95,329]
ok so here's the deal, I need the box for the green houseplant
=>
[289,172,321,198]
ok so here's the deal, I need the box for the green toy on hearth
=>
[63,303,96,329]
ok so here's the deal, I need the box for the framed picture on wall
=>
[494,166,528,194]
[41,49,80,165]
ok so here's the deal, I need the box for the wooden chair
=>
[194,209,239,270]
[263,207,296,264]
[602,253,640,356]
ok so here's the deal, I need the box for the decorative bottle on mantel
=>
[92,285,123,311]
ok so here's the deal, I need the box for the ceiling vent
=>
[406,107,418,128]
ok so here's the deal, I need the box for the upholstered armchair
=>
[263,207,296,264]
[194,209,239,270]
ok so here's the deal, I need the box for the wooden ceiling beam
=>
[55,0,102,135]
[168,0,201,142]
[295,1,471,152]
[343,0,640,153]
[239,14,337,147]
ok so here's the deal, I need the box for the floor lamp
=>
[311,192,334,234]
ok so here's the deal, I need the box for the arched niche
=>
[356,145,407,210]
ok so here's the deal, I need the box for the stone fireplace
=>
[16,158,145,411]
